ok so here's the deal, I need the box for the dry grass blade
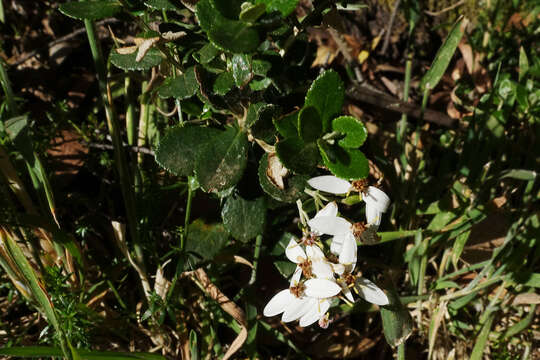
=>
[428,301,448,360]
[192,268,247,360]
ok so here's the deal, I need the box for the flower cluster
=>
[263,175,391,328]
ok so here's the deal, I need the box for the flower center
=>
[290,283,306,298]
[342,272,356,287]
[351,221,367,238]
[351,179,369,194]
[301,231,318,246]
[298,259,313,278]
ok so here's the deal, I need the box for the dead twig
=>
[346,85,455,127]
[380,0,401,55]
[425,0,466,17]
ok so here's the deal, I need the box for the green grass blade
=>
[0,347,166,360]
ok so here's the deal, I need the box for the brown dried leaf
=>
[266,153,288,190]
[136,37,160,62]
[115,46,138,55]
[512,293,540,306]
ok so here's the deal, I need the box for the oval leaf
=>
[196,0,260,53]
[255,0,299,17]
[110,48,162,71]
[155,126,220,176]
[298,106,322,143]
[222,196,266,242]
[158,67,198,99]
[380,288,413,347]
[331,116,367,148]
[304,70,345,132]
[195,127,249,192]
[185,219,229,264]
[258,153,308,203]
[275,137,319,175]
[59,0,122,20]
[318,142,369,180]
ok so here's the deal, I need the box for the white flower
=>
[338,273,389,306]
[307,175,391,227]
[263,270,341,324]
[307,213,357,267]
[285,238,333,280]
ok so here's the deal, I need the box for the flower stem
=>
[249,235,263,285]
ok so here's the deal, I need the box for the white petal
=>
[308,216,352,236]
[304,279,341,298]
[264,289,294,316]
[366,204,382,226]
[363,186,390,213]
[285,238,306,263]
[314,201,338,218]
[355,277,389,306]
[299,298,331,327]
[305,244,324,260]
[282,297,311,322]
[338,233,357,266]
[308,175,352,194]
[340,283,355,303]
[290,266,302,285]
[330,234,345,255]
[331,262,345,275]
[312,260,334,279]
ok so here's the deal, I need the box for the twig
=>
[381,0,402,55]
[425,0,466,17]
[11,19,120,67]
[346,85,455,127]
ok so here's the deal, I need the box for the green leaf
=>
[304,70,345,132]
[318,143,369,180]
[0,347,166,359]
[144,0,178,10]
[239,2,267,22]
[273,110,298,138]
[249,77,272,91]
[380,288,413,347]
[297,106,322,142]
[213,72,235,95]
[519,46,529,82]
[110,48,162,71]
[196,43,220,64]
[158,67,198,99]
[270,232,297,256]
[250,104,279,142]
[231,54,252,87]
[195,127,249,192]
[222,196,266,242]
[185,219,229,262]
[500,169,537,181]
[59,1,122,20]
[419,17,464,91]
[189,330,199,360]
[331,116,367,148]
[255,0,299,17]
[274,261,297,278]
[196,0,260,53]
[470,313,495,360]
[451,229,470,267]
[252,59,272,76]
[275,137,318,174]
[245,102,266,128]
[258,153,308,203]
[155,126,220,177]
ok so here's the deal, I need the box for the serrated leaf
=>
[231,54,252,87]
[196,0,259,53]
[239,2,266,22]
[258,153,308,203]
[298,106,322,142]
[255,0,299,17]
[185,220,229,264]
[158,67,198,99]
[419,17,464,91]
[318,142,369,180]
[222,196,266,242]
[195,127,248,192]
[196,43,220,64]
[245,102,266,128]
[251,104,279,142]
[144,0,178,10]
[275,137,318,175]
[380,288,413,347]
[213,72,235,95]
[155,126,220,177]
[304,70,345,132]
[59,0,122,20]
[110,48,162,71]
[331,116,367,148]
[273,110,299,138]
